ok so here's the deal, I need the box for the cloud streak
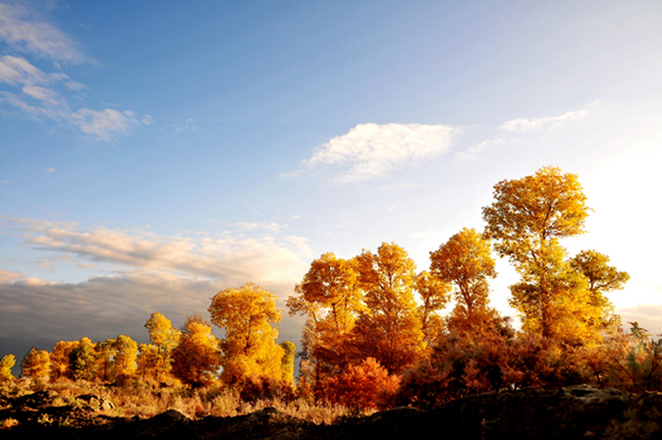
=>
[0,5,145,140]
[456,107,590,161]
[0,3,85,63]
[499,110,587,132]
[290,123,457,183]
[3,216,311,290]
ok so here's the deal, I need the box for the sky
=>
[2,1,662,372]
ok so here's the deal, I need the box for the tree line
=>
[2,166,658,411]
[0,284,296,395]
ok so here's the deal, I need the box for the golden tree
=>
[352,242,426,374]
[112,335,138,383]
[287,253,363,381]
[430,227,498,334]
[21,347,50,380]
[172,316,221,387]
[482,166,617,344]
[142,312,181,381]
[0,354,16,382]
[50,340,78,380]
[69,337,98,381]
[415,270,451,344]
[569,249,630,329]
[209,283,284,385]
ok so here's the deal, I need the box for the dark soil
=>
[2,385,661,439]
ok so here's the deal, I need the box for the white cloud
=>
[0,3,85,63]
[499,110,587,132]
[3,216,311,290]
[67,108,139,141]
[290,123,457,183]
[45,167,55,173]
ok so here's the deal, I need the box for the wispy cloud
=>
[456,108,589,162]
[288,123,457,183]
[0,5,146,140]
[498,110,587,132]
[0,3,85,63]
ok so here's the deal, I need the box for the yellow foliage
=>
[353,242,426,374]
[172,317,221,387]
[210,283,284,385]
[21,348,50,379]
[0,354,16,382]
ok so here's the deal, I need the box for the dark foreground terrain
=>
[2,385,662,439]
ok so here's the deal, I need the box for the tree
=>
[352,242,426,374]
[69,337,98,381]
[0,354,16,382]
[172,315,221,387]
[414,270,451,344]
[320,357,400,411]
[569,249,630,327]
[50,340,78,380]
[143,312,180,381]
[112,335,138,383]
[209,283,284,385]
[287,253,363,381]
[483,167,594,341]
[430,228,498,334]
[21,348,50,380]
[280,341,296,384]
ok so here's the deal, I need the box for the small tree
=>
[0,354,16,382]
[172,316,221,387]
[21,348,50,380]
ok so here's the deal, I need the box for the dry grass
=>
[0,378,354,424]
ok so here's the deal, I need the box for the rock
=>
[76,394,115,411]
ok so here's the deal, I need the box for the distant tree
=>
[112,335,138,383]
[144,312,180,379]
[209,283,284,385]
[21,348,50,380]
[352,242,426,374]
[430,228,498,334]
[280,341,296,384]
[69,337,98,381]
[0,354,16,382]
[50,340,78,380]
[95,338,116,382]
[172,316,221,387]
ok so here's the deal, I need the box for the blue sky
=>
[2,1,662,367]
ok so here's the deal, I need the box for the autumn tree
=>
[141,312,180,381]
[287,253,363,381]
[172,315,221,387]
[21,347,50,380]
[50,340,78,380]
[280,341,296,384]
[430,227,498,334]
[112,335,138,383]
[69,337,98,381]
[209,283,285,385]
[321,357,400,411]
[482,166,600,342]
[569,250,630,330]
[352,242,426,374]
[415,270,451,344]
[0,354,16,382]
